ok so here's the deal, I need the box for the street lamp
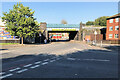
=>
[94,31,97,44]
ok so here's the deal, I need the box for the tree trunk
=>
[21,37,23,45]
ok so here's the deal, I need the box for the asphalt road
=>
[0,42,118,79]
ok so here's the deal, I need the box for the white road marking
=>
[75,74,77,75]
[9,67,21,72]
[16,69,28,73]
[30,65,40,69]
[0,72,5,75]
[67,58,76,60]
[50,60,56,62]
[41,62,48,65]
[0,73,13,79]
[77,59,81,60]
[83,59,110,62]
[23,64,32,67]
[34,61,41,64]
[44,59,49,61]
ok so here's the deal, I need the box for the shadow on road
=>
[103,45,120,52]
[2,55,36,63]
[2,46,118,63]
[0,49,8,51]
[1,47,118,78]
[2,54,57,63]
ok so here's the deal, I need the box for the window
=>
[109,19,113,23]
[115,34,119,38]
[115,18,119,22]
[109,34,113,38]
[109,26,113,31]
[115,26,119,30]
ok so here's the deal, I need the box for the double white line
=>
[1,56,60,78]
[0,73,13,79]
[9,67,21,72]
[16,69,28,73]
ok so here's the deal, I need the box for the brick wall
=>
[106,18,120,40]
[85,34,103,41]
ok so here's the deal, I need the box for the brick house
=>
[106,13,120,41]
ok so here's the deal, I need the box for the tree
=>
[61,19,67,24]
[2,3,39,45]
[86,21,94,26]
[94,16,109,26]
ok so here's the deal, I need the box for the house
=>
[106,13,120,41]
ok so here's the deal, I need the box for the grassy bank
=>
[0,43,19,45]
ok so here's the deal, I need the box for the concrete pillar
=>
[82,31,85,41]
[45,30,48,40]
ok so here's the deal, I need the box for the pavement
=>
[91,43,120,53]
[1,41,109,59]
[0,41,118,79]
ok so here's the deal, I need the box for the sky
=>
[1,2,118,24]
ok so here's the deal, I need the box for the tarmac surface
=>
[0,41,118,79]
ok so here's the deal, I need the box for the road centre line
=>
[9,67,21,72]
[67,58,76,60]
[44,59,49,61]
[83,59,110,62]
[67,57,110,62]
[77,59,81,60]
[0,57,60,79]
[30,65,40,69]
[3,57,59,77]
[16,69,28,73]
[23,64,32,67]
[50,60,56,62]
[34,61,41,64]
[41,62,48,65]
[0,73,13,79]
[0,72,5,75]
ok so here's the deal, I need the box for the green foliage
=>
[0,43,19,45]
[94,16,109,26]
[86,21,94,26]
[2,2,39,38]
[86,16,109,27]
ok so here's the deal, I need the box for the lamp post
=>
[94,31,97,45]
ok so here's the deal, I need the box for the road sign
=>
[94,31,97,35]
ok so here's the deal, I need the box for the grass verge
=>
[0,43,19,45]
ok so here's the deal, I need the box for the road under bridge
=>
[47,24,80,41]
